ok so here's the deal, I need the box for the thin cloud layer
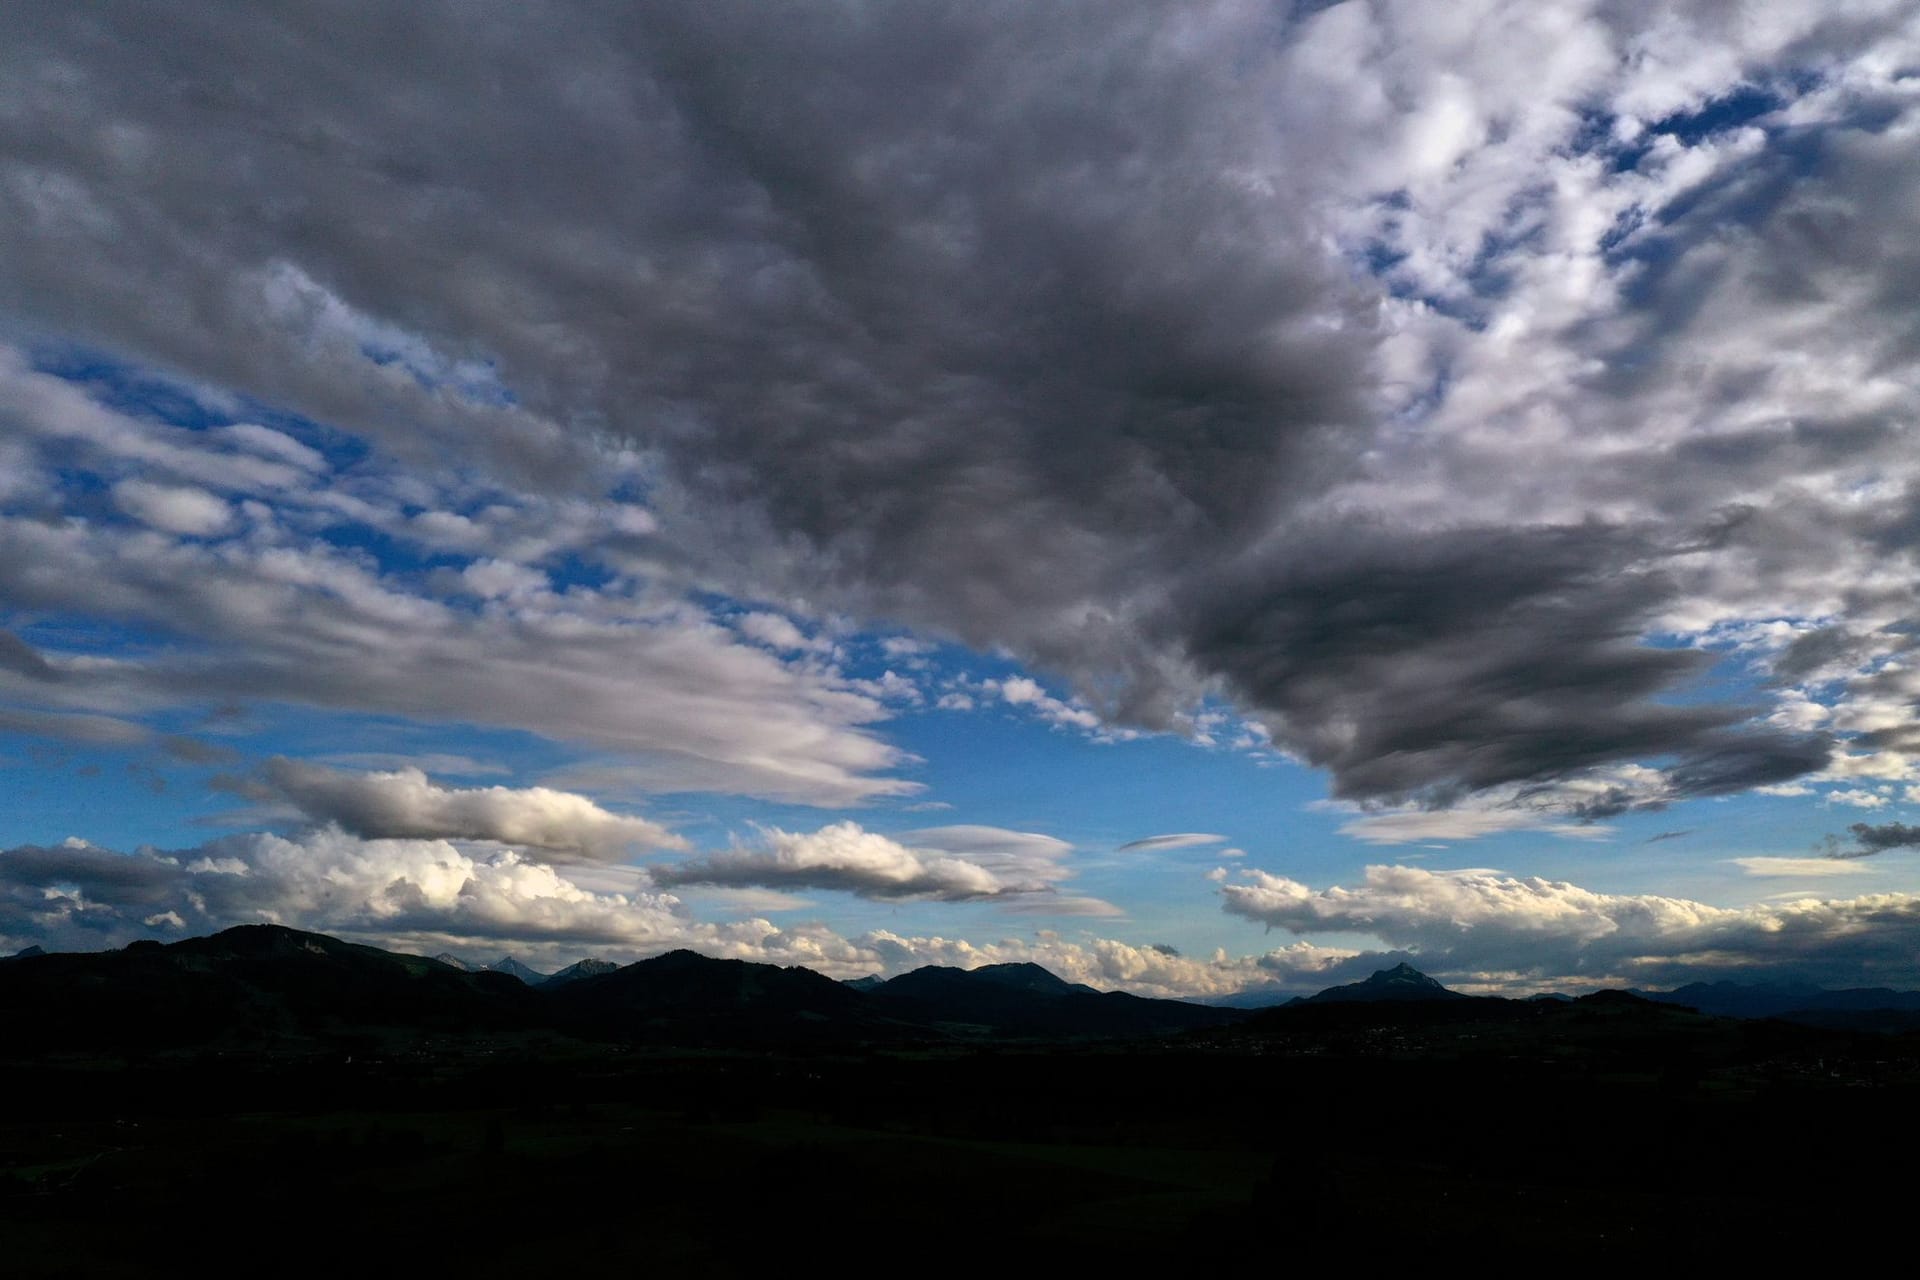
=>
[1118,834,1229,852]
[0,349,912,806]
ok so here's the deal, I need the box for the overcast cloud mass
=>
[4,2,1920,993]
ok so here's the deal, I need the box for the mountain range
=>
[1295,961,1471,1005]
[0,925,1234,1050]
[1633,979,1920,1032]
[9,927,1920,1051]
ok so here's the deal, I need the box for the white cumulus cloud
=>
[112,479,232,536]
[257,758,684,860]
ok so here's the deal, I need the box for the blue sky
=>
[4,2,1920,997]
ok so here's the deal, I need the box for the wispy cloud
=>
[1118,833,1228,852]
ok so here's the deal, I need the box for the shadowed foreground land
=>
[4,931,1918,1272]
[7,1040,1916,1273]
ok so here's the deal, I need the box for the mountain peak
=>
[487,956,552,984]
[1366,962,1446,989]
[967,962,1082,995]
[1302,962,1466,1005]
[874,962,1089,1001]
[543,957,619,987]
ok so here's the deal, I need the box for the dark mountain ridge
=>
[541,948,890,1044]
[541,957,617,987]
[867,962,1238,1038]
[1639,978,1920,1018]
[491,955,553,985]
[1297,961,1471,1005]
[14,931,1920,1051]
[0,928,1237,1049]
[1634,977,1920,1033]
[0,924,540,1048]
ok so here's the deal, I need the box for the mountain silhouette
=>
[0,928,1253,1049]
[27,929,1902,1052]
[1638,978,1920,1032]
[487,955,551,984]
[868,962,1236,1037]
[1299,962,1469,1005]
[542,949,887,1043]
[542,957,617,987]
[0,924,538,1048]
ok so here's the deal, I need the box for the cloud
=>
[1828,821,1920,859]
[0,831,705,957]
[254,757,685,860]
[1336,808,1612,845]
[0,706,153,748]
[0,831,1307,996]
[1117,833,1227,852]
[318,753,511,778]
[736,612,831,654]
[857,930,1359,1000]
[1728,857,1870,878]
[0,367,915,805]
[1220,863,1920,988]
[900,824,1075,870]
[0,1,1346,779]
[27,829,1920,997]
[1181,524,1834,808]
[111,479,232,536]
[1824,788,1889,809]
[0,629,59,682]
[649,820,1083,905]
[652,822,1000,901]
[994,677,1104,734]
[0,1,1917,818]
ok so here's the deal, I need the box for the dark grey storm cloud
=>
[1771,626,1870,684]
[1176,521,1830,806]
[1833,822,1920,860]
[4,2,1909,812]
[0,842,180,901]
[0,629,58,682]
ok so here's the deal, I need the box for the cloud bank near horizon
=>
[1220,862,1920,989]
[9,830,1920,995]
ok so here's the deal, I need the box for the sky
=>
[4,1,1920,998]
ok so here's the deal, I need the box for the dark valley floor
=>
[4,927,1918,1273]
